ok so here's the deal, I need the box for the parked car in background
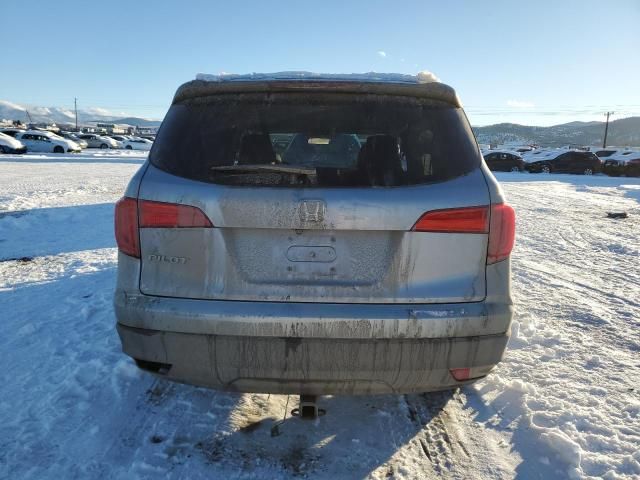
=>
[626,158,640,177]
[15,130,80,153]
[594,149,618,159]
[0,131,27,154]
[483,151,525,172]
[105,136,124,148]
[600,150,640,177]
[524,150,601,174]
[114,73,516,396]
[78,134,118,149]
[122,137,152,151]
[59,132,88,149]
[109,135,131,145]
[0,128,26,138]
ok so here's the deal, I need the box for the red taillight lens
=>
[411,206,489,233]
[450,368,471,381]
[411,203,515,264]
[487,204,516,264]
[114,198,213,258]
[138,200,213,228]
[114,197,140,258]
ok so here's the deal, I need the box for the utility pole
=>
[603,111,614,148]
[74,97,78,132]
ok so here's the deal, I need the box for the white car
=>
[0,131,27,154]
[77,134,119,149]
[59,132,88,149]
[16,130,81,153]
[122,137,153,151]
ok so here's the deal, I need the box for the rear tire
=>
[125,145,133,150]
[583,168,593,175]
[0,146,7,154]
[53,146,64,153]
[541,164,551,174]
[100,143,108,149]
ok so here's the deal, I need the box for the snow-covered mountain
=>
[0,100,161,127]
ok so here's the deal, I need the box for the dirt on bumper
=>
[117,323,508,395]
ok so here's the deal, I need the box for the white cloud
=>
[0,99,26,111]
[84,106,114,116]
[377,50,387,58]
[507,100,535,108]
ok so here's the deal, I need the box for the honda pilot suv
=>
[114,73,515,395]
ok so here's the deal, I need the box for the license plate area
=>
[286,245,337,263]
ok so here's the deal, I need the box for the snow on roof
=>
[176,71,459,107]
[521,149,565,163]
[195,71,440,84]
[609,150,640,162]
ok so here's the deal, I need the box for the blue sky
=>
[2,0,639,125]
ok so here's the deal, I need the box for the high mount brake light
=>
[411,204,515,264]
[114,198,213,258]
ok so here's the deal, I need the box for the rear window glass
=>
[150,93,480,187]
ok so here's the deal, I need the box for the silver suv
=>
[114,74,515,395]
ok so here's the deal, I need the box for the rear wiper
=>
[211,164,316,175]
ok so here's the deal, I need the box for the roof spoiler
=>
[172,80,462,107]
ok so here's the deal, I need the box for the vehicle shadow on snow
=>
[0,203,116,261]
[122,377,456,478]
[0,154,145,165]
[494,171,640,188]
[190,390,456,478]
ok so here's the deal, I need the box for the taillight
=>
[138,200,213,228]
[410,203,515,264]
[115,197,140,258]
[114,197,213,258]
[411,206,489,233]
[487,204,516,264]
[450,368,471,381]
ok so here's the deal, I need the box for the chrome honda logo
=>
[299,200,326,222]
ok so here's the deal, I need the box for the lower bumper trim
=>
[117,323,508,395]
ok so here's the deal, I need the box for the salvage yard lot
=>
[1,152,639,479]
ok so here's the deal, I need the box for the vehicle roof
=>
[484,150,522,157]
[609,150,640,161]
[17,129,57,136]
[521,148,595,163]
[521,149,566,162]
[173,71,461,107]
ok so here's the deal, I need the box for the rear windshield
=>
[150,92,480,187]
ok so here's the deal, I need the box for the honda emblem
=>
[299,200,326,223]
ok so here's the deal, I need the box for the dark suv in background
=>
[527,151,602,174]
[484,151,526,172]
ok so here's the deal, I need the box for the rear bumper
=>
[114,293,512,394]
[117,323,508,394]
[2,146,27,154]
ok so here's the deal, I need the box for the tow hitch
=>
[270,394,326,436]
[291,395,326,419]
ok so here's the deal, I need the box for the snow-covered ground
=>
[1,153,639,479]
